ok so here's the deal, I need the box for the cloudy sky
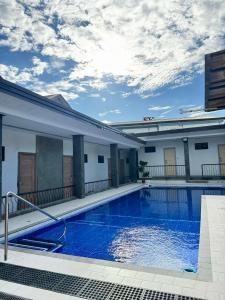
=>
[0,0,225,123]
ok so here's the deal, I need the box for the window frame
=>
[98,155,104,164]
[195,142,208,150]
[144,146,156,153]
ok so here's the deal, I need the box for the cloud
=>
[0,0,225,96]
[98,109,121,117]
[102,120,110,124]
[32,56,48,75]
[122,92,131,98]
[0,63,32,82]
[89,93,106,102]
[148,105,172,111]
[90,93,100,97]
[0,63,79,101]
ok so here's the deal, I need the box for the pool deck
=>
[0,183,225,300]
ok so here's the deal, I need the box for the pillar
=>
[110,144,119,187]
[73,135,85,198]
[183,138,190,179]
[0,115,2,219]
[129,148,138,182]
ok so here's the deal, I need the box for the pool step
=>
[9,238,63,252]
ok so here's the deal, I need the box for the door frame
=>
[218,144,225,176]
[163,147,177,176]
[63,155,73,186]
[18,152,37,194]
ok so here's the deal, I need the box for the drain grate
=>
[0,292,30,300]
[109,285,144,300]
[143,290,175,300]
[79,280,115,300]
[53,275,89,295]
[0,263,205,300]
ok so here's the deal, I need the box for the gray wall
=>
[36,136,63,190]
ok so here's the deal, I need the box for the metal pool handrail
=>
[4,191,65,261]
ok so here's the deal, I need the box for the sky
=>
[0,0,225,123]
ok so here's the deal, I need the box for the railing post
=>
[4,194,9,261]
[201,164,204,178]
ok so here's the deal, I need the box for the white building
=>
[111,117,225,180]
[0,77,143,216]
[1,76,225,217]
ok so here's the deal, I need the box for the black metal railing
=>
[142,165,186,178]
[202,163,225,178]
[2,185,75,218]
[85,179,112,195]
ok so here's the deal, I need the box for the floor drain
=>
[0,292,30,300]
[0,263,205,300]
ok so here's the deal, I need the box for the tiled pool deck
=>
[0,183,224,300]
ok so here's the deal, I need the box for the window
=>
[195,143,208,150]
[98,155,104,163]
[84,154,88,163]
[126,158,129,164]
[145,146,156,153]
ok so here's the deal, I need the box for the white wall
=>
[189,136,222,176]
[2,126,112,197]
[138,140,185,166]
[63,140,111,182]
[138,136,224,176]
[2,126,36,195]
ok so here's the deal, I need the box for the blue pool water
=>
[11,187,225,272]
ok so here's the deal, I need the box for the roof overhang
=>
[0,79,144,148]
[137,124,225,142]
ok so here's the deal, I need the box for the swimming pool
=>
[9,187,225,272]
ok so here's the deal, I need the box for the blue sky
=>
[0,0,225,123]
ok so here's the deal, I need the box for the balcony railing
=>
[202,163,225,178]
[1,185,75,218]
[85,179,112,195]
[142,165,186,178]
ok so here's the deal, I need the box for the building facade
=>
[0,77,143,216]
[111,117,225,180]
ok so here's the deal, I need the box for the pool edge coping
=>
[0,184,216,282]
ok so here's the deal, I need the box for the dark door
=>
[119,159,125,184]
[18,153,36,194]
[108,158,112,185]
[18,153,36,208]
[63,156,73,197]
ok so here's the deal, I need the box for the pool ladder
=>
[3,191,67,261]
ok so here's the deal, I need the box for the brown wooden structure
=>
[205,49,225,111]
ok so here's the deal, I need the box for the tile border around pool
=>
[0,184,215,283]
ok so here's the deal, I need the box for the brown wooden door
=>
[18,153,36,194]
[164,148,177,176]
[218,144,225,176]
[63,156,73,197]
